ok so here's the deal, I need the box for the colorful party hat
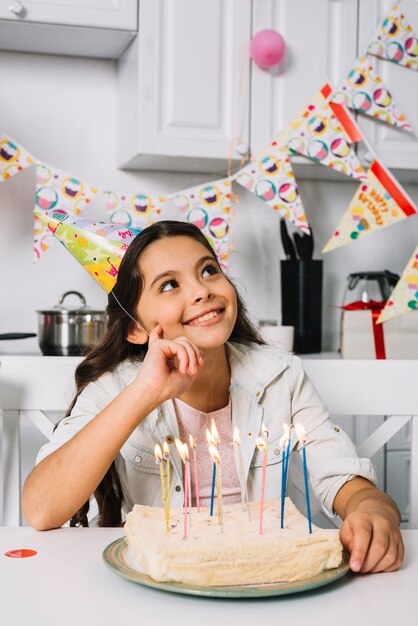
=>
[33,161,99,261]
[34,210,141,293]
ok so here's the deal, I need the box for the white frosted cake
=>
[124,498,343,586]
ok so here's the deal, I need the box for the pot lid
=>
[37,290,106,315]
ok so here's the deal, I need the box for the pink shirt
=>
[174,398,242,507]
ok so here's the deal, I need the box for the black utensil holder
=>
[280,260,323,354]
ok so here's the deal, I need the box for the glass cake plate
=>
[102,537,350,598]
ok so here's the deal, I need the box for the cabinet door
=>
[250,0,358,158]
[0,0,137,29]
[118,0,251,172]
[357,0,418,171]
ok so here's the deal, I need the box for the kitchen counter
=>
[0,527,416,626]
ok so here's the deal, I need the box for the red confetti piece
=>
[5,549,37,558]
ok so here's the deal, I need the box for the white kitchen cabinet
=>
[117,0,360,174]
[117,0,418,174]
[0,0,137,59]
[357,0,418,172]
[117,0,251,172]
[250,0,359,159]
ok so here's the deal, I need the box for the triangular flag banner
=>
[171,178,234,268]
[332,56,412,131]
[284,84,367,181]
[104,190,167,228]
[323,159,417,252]
[235,142,310,233]
[368,3,418,71]
[34,162,99,260]
[34,210,140,293]
[378,245,418,322]
[0,132,33,180]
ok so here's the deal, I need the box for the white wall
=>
[1,50,418,352]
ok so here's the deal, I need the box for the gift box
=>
[341,306,418,359]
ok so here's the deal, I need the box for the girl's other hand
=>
[132,324,204,404]
[339,509,404,573]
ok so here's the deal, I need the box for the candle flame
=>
[294,422,307,444]
[154,443,163,463]
[233,427,241,446]
[174,438,190,462]
[211,419,220,446]
[279,423,291,449]
[255,436,267,451]
[209,443,220,463]
[189,434,196,449]
[206,428,215,446]
[163,440,170,458]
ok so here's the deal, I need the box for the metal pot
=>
[37,291,107,356]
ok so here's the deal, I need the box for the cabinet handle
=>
[9,1,26,17]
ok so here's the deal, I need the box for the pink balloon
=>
[250,29,286,69]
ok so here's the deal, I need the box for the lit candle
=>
[256,436,268,534]
[189,434,200,512]
[294,422,312,534]
[280,423,291,529]
[206,422,219,517]
[232,427,251,520]
[163,440,171,530]
[175,439,190,540]
[209,444,223,531]
[154,443,169,532]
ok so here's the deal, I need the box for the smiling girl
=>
[23,221,404,574]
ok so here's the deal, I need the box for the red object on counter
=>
[341,300,386,359]
[4,549,38,558]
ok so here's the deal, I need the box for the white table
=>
[0,527,416,626]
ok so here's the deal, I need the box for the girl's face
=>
[134,236,238,350]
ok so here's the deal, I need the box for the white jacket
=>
[37,342,377,518]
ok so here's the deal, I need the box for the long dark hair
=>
[68,220,264,527]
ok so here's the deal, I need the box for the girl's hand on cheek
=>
[133,324,204,404]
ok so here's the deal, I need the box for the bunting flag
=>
[171,178,234,268]
[283,84,367,181]
[234,142,310,233]
[35,210,140,293]
[323,159,417,252]
[33,162,99,261]
[0,132,33,180]
[332,56,412,131]
[378,245,418,322]
[104,190,167,229]
[367,3,418,72]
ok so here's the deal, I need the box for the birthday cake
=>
[124,498,344,586]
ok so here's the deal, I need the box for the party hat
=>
[34,210,141,293]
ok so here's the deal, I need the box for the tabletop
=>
[0,527,416,626]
